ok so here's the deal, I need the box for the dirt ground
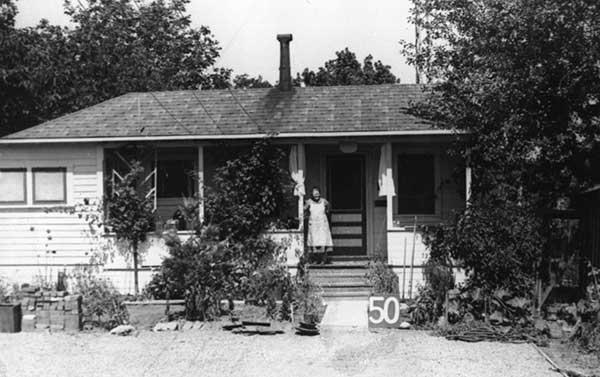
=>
[0,327,562,377]
[545,341,600,376]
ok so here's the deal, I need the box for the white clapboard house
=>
[0,35,468,298]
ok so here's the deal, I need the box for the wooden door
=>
[326,155,366,256]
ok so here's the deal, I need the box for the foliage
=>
[293,270,325,323]
[570,264,600,353]
[411,285,437,326]
[204,139,294,241]
[105,161,155,295]
[70,269,128,330]
[408,259,454,327]
[402,0,600,206]
[365,258,399,295]
[233,74,272,89]
[142,269,185,301]
[154,139,296,320]
[423,196,542,295]
[296,48,398,86]
[420,258,455,321]
[0,0,231,136]
[0,277,8,303]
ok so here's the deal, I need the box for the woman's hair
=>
[311,186,321,193]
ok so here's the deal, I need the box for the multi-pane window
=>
[32,167,67,204]
[0,168,26,204]
[157,159,196,198]
[397,154,435,215]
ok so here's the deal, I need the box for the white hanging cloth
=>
[289,144,306,197]
[378,143,396,197]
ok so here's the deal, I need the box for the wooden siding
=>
[0,140,467,294]
[0,144,102,284]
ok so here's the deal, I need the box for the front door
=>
[326,155,366,256]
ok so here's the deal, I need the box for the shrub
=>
[0,278,8,303]
[142,270,184,300]
[423,195,543,296]
[156,139,296,320]
[411,285,437,326]
[365,258,399,295]
[70,269,127,329]
[423,259,455,317]
[293,271,325,323]
[204,139,294,241]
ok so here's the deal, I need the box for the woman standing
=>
[304,187,333,264]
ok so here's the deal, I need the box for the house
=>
[0,34,468,297]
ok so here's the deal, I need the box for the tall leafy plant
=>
[152,139,295,319]
[105,161,155,295]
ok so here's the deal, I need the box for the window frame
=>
[32,167,68,205]
[392,149,441,223]
[0,168,27,204]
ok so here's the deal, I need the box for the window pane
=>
[157,160,196,198]
[0,169,26,203]
[33,168,66,203]
[397,155,435,214]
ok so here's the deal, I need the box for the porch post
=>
[465,166,472,205]
[297,143,305,230]
[198,145,204,223]
[385,142,394,230]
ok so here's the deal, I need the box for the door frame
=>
[325,153,367,256]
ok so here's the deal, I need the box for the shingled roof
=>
[2,84,446,142]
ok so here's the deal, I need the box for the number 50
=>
[368,296,400,325]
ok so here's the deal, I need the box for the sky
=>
[14,0,418,84]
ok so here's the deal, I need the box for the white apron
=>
[306,199,333,249]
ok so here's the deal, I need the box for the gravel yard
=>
[0,327,559,377]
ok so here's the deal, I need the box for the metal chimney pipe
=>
[277,34,293,91]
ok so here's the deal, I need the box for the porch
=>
[102,137,468,296]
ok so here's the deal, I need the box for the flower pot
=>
[0,303,22,333]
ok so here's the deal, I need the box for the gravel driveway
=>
[0,327,558,377]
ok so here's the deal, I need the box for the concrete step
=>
[305,262,372,299]
[321,289,372,299]
[316,281,370,288]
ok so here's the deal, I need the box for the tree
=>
[403,0,600,292]
[403,0,600,207]
[0,0,231,136]
[296,48,398,86]
[233,74,272,89]
[105,161,155,295]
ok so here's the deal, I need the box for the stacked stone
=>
[20,289,82,332]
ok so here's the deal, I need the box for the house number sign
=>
[368,296,406,328]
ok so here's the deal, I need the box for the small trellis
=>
[106,147,158,212]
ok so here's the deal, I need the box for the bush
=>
[570,264,600,353]
[423,195,543,295]
[365,258,399,295]
[292,270,325,323]
[156,139,296,320]
[0,278,8,303]
[142,270,184,300]
[70,269,128,329]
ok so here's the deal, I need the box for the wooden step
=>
[321,287,372,299]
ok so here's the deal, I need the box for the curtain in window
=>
[378,143,396,197]
[289,144,306,197]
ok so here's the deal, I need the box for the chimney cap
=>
[277,34,293,43]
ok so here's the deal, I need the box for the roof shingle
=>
[3,84,438,140]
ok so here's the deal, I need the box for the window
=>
[32,167,67,204]
[0,168,26,204]
[397,154,435,215]
[157,159,196,198]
